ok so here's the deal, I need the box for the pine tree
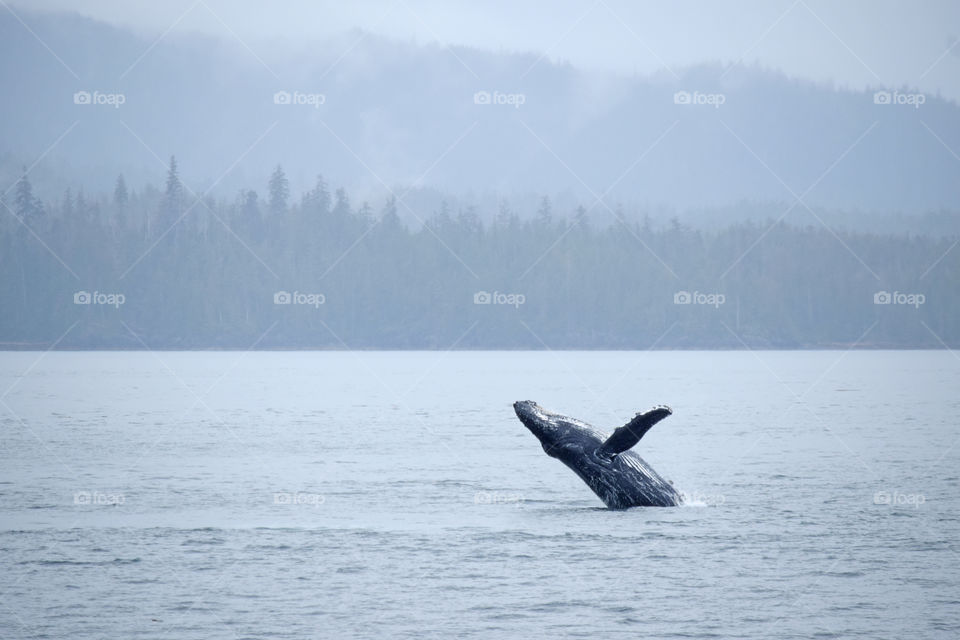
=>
[427,199,454,235]
[574,204,588,229]
[268,165,289,215]
[380,195,401,232]
[75,187,88,220]
[332,188,351,218]
[496,199,514,228]
[113,174,128,210]
[458,204,481,235]
[162,155,184,224]
[13,167,40,220]
[243,190,260,220]
[536,195,552,224]
[61,188,74,217]
[303,174,330,215]
[357,201,373,225]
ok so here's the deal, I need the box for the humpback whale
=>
[513,400,682,509]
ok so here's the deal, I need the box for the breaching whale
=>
[513,400,682,509]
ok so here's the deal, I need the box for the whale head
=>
[513,400,567,454]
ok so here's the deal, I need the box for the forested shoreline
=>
[2,160,957,349]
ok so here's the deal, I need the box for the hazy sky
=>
[14,0,960,100]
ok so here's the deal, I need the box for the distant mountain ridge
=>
[1,10,958,214]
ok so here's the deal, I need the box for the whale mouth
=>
[513,400,549,423]
[513,399,538,414]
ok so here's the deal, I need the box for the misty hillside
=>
[2,10,958,215]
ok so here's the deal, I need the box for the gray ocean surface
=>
[0,350,957,639]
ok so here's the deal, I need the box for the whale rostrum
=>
[513,400,682,509]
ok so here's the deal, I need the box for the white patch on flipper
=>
[637,404,672,415]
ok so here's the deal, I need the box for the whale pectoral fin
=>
[597,405,672,458]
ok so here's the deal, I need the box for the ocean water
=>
[0,350,957,639]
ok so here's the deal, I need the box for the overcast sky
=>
[12,0,960,100]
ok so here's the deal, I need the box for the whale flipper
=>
[597,405,672,458]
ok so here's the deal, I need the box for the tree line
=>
[1,158,957,349]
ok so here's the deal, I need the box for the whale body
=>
[513,400,682,509]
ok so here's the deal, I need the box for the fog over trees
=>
[1,8,957,349]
